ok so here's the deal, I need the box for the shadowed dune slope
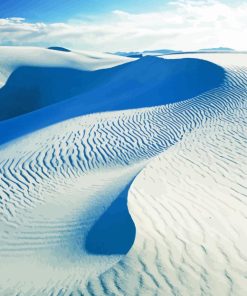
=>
[85,180,136,255]
[0,66,111,120]
[0,56,225,144]
[0,46,132,94]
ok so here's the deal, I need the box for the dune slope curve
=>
[0,46,133,121]
[0,55,225,144]
[83,54,247,296]
[0,52,246,295]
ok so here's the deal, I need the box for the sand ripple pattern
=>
[0,57,247,295]
[99,96,247,296]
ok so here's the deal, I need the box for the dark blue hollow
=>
[85,181,135,255]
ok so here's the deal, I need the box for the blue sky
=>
[0,0,168,22]
[0,0,246,51]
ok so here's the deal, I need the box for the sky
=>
[0,0,247,52]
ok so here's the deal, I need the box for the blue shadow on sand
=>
[0,56,225,144]
[85,181,135,255]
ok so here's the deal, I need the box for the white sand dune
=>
[0,51,224,143]
[0,48,247,295]
[0,46,132,87]
[105,88,247,296]
[0,47,133,121]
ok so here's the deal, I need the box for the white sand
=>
[0,49,246,295]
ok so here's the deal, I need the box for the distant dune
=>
[114,48,181,57]
[0,47,246,296]
[48,46,71,52]
[198,47,235,52]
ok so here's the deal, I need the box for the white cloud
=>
[0,0,247,51]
